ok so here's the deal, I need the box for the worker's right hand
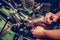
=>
[31,26,46,38]
[45,12,59,24]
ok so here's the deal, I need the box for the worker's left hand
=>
[45,12,59,24]
[31,26,46,38]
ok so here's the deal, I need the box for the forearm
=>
[44,29,60,39]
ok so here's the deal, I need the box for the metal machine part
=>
[0,0,60,40]
[21,0,35,9]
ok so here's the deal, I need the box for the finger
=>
[30,28,35,32]
[45,13,53,24]
[52,15,58,22]
[45,17,52,24]
[45,12,53,22]
[45,13,51,23]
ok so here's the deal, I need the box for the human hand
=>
[31,26,46,38]
[45,12,59,24]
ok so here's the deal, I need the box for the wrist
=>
[56,13,60,19]
[43,29,47,37]
[43,30,50,37]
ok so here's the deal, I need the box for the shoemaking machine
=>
[0,0,60,40]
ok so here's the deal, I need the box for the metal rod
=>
[0,21,8,35]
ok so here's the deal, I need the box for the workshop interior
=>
[0,0,60,40]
